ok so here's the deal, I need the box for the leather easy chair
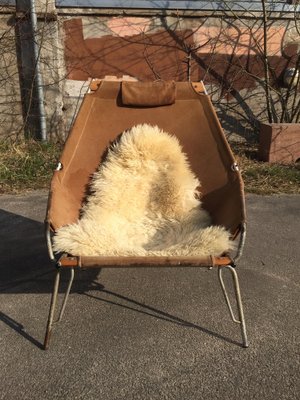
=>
[44,80,248,349]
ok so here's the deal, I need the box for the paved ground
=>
[0,191,299,400]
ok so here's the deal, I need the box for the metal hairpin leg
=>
[58,268,75,322]
[44,268,75,350]
[44,268,61,350]
[218,265,249,348]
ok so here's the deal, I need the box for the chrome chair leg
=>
[218,265,249,348]
[44,269,61,350]
[44,268,75,350]
[58,268,75,322]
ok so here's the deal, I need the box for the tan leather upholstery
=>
[46,81,245,237]
[122,80,176,106]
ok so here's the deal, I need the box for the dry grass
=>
[0,140,62,194]
[0,140,299,195]
[232,143,300,195]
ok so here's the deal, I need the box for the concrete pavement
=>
[0,191,299,399]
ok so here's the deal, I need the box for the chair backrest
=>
[47,81,245,235]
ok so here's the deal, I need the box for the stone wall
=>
[0,10,23,138]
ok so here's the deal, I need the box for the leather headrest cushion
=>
[122,81,176,107]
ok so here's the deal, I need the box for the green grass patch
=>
[0,140,62,194]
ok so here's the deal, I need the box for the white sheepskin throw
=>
[53,124,233,257]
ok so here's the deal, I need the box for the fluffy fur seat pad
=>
[53,124,233,257]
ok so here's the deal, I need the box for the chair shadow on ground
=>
[0,209,53,292]
[0,209,242,349]
[82,282,242,347]
[0,209,101,349]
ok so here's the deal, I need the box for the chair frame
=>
[43,79,249,350]
[44,222,248,350]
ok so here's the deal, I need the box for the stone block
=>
[259,122,300,164]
